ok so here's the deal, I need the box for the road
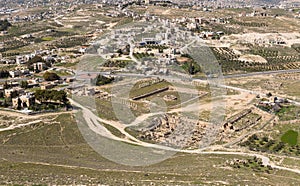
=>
[53,15,64,27]
[223,69,300,79]
[0,120,42,132]
[76,68,300,79]
[75,70,300,106]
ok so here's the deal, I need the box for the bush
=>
[93,74,114,86]
[43,72,61,81]
[35,89,68,104]
[0,20,11,31]
[0,70,9,78]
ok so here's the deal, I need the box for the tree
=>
[28,55,44,65]
[10,91,18,99]
[262,136,269,142]
[0,20,11,31]
[266,92,272,97]
[20,81,28,89]
[35,89,68,104]
[35,89,45,102]
[273,142,285,152]
[117,49,123,55]
[27,55,45,70]
[0,70,9,78]
[17,98,22,110]
[5,96,12,106]
[249,134,259,142]
[3,99,8,107]
[188,63,195,75]
[43,72,61,81]
[93,74,114,86]
[3,81,9,89]
[22,102,27,108]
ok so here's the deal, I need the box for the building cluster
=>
[0,75,73,111]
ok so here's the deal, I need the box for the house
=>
[12,94,35,109]
[20,34,33,39]
[216,31,225,36]
[272,103,282,112]
[79,46,89,54]
[33,62,47,72]
[84,87,95,96]
[16,55,26,65]
[0,31,8,35]
[187,22,198,30]
[1,59,15,64]
[9,70,21,78]
[4,88,24,98]
[21,69,30,76]
[11,82,20,87]
[43,56,55,63]
[66,77,75,83]
[41,84,54,90]
[204,31,216,38]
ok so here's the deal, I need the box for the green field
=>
[42,36,54,41]
[129,80,171,98]
[276,105,300,121]
[281,130,299,146]
[241,121,300,156]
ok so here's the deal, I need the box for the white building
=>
[9,70,21,78]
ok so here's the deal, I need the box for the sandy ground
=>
[0,110,72,119]
[238,54,267,63]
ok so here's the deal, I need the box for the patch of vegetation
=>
[276,105,300,121]
[291,43,300,53]
[102,123,125,139]
[27,55,52,71]
[281,130,298,146]
[178,54,202,75]
[211,46,300,74]
[8,22,52,37]
[93,74,115,86]
[41,37,54,41]
[227,157,273,174]
[51,70,71,77]
[102,60,132,68]
[35,89,68,104]
[114,17,133,28]
[144,45,169,50]
[52,36,88,49]
[133,52,155,60]
[55,61,79,69]
[241,134,300,156]
[43,72,61,81]
[95,98,118,121]
[181,61,202,75]
[129,79,170,98]
[0,38,28,53]
[231,19,268,27]
[0,70,9,79]
[0,20,11,31]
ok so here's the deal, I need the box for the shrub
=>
[43,72,61,81]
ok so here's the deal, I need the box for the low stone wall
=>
[132,87,169,100]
